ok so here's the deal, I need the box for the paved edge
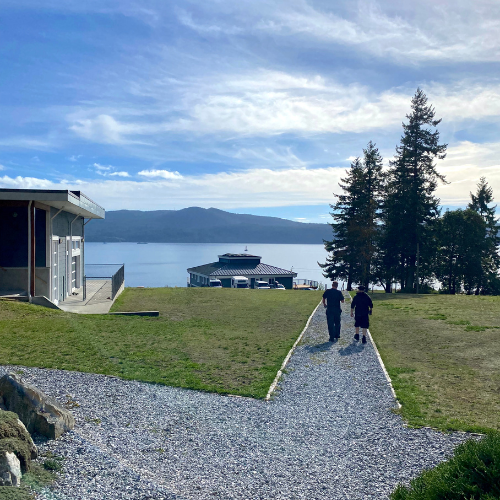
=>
[265,300,322,401]
[365,328,402,410]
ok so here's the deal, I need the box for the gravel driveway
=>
[1,300,469,499]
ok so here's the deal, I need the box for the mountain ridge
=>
[84,207,332,244]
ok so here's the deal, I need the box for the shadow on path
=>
[304,341,334,353]
[338,340,365,356]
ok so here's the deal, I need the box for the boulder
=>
[0,410,37,473]
[0,451,21,487]
[0,373,74,439]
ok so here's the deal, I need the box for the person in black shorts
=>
[350,285,373,344]
[322,280,345,342]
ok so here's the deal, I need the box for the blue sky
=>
[1,0,499,222]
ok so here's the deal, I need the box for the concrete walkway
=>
[58,280,116,314]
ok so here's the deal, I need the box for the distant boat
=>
[137,242,148,244]
[244,246,248,252]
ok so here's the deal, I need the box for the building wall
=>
[51,208,84,237]
[0,204,48,294]
[0,267,50,296]
[220,278,231,288]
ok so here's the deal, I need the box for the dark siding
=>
[0,206,28,267]
[220,278,231,288]
[35,208,46,267]
[280,277,293,289]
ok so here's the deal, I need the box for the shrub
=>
[391,433,500,500]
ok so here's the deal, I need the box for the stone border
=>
[365,327,401,409]
[265,301,322,401]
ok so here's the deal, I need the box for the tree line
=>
[320,88,500,294]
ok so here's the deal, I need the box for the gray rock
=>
[0,373,74,439]
[0,451,21,487]
[0,409,37,472]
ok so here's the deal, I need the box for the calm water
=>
[85,243,328,288]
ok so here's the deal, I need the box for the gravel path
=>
[2,300,470,499]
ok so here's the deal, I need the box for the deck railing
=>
[83,264,125,301]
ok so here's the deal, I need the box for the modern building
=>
[0,189,105,304]
[187,253,297,289]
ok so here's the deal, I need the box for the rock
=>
[0,410,37,472]
[0,451,21,487]
[0,373,74,439]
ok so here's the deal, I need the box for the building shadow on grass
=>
[338,341,365,356]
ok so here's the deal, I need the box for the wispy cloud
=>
[65,76,500,141]
[3,137,500,210]
[179,0,500,64]
[138,169,183,180]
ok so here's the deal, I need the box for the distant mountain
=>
[85,207,332,244]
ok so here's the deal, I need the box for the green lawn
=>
[366,292,500,433]
[0,288,321,398]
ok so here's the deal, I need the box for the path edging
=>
[366,327,402,410]
[265,300,322,401]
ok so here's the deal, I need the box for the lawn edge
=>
[265,300,322,401]
[366,327,402,410]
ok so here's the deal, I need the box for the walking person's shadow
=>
[305,341,333,352]
[338,340,365,356]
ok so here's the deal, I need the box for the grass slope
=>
[0,289,321,398]
[367,293,500,433]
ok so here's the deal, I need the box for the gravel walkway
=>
[2,300,470,499]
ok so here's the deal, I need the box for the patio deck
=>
[58,279,118,314]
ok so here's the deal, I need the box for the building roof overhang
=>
[0,189,105,219]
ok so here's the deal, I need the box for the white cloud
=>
[0,175,55,189]
[436,141,500,206]
[70,114,129,144]
[66,74,500,141]
[2,138,499,211]
[180,0,500,64]
[138,169,183,180]
[93,163,112,171]
[0,164,5,171]
[109,171,130,177]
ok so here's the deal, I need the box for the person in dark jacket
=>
[322,280,345,341]
[350,285,373,344]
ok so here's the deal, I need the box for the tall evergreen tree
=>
[467,177,500,294]
[357,141,385,287]
[320,158,364,290]
[320,142,384,289]
[380,88,447,292]
[435,209,485,294]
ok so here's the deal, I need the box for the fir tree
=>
[320,142,384,289]
[467,177,500,294]
[380,88,447,292]
[435,209,485,294]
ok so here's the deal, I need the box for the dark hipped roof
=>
[187,262,296,277]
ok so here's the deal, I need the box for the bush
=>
[391,433,500,500]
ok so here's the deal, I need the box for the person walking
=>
[350,285,373,344]
[322,280,345,342]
